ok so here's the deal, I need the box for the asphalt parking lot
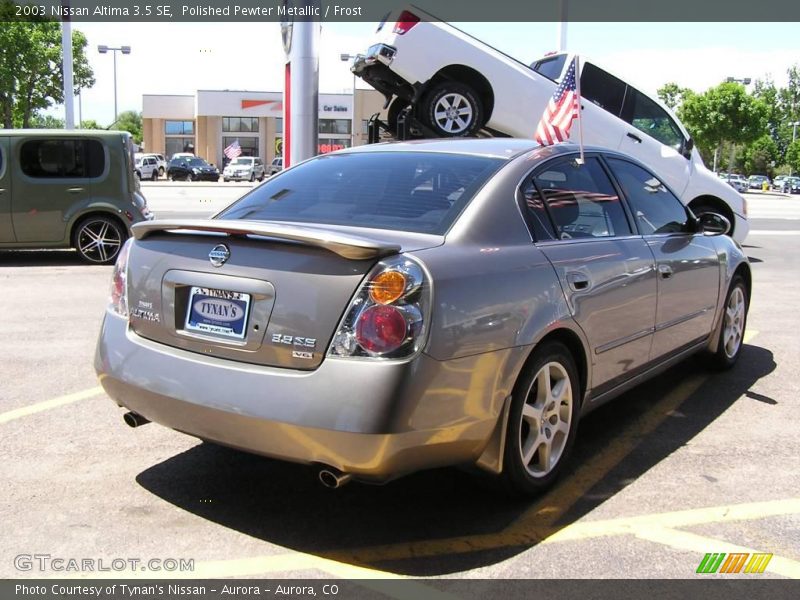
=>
[0,190,798,581]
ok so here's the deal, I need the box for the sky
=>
[58,21,800,126]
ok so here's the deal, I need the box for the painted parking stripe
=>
[0,386,104,425]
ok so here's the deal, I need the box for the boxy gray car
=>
[0,130,151,264]
[95,139,750,495]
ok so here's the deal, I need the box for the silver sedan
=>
[95,139,750,496]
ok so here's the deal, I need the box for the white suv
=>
[352,8,749,241]
[135,155,159,181]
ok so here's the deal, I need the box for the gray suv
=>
[223,157,266,182]
[0,130,152,264]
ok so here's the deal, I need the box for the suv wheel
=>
[422,81,484,137]
[709,276,748,370]
[73,216,126,265]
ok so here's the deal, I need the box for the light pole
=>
[340,53,358,147]
[791,121,800,177]
[97,44,131,123]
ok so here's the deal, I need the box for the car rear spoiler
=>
[131,219,401,260]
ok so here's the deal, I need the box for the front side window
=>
[580,62,627,117]
[217,152,503,235]
[20,139,104,178]
[622,89,685,150]
[530,156,632,240]
[606,158,690,235]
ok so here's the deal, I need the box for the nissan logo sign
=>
[209,244,230,267]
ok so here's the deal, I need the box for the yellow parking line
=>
[632,526,800,579]
[542,498,800,543]
[0,386,104,425]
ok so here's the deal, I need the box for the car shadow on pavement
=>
[136,344,775,576]
[0,249,87,267]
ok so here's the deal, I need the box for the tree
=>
[678,82,768,168]
[28,113,65,128]
[80,119,103,129]
[743,135,779,176]
[786,140,800,175]
[657,82,693,110]
[0,1,95,128]
[112,110,143,144]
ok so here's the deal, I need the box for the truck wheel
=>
[422,81,483,137]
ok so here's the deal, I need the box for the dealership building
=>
[142,88,386,166]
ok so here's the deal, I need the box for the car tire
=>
[501,341,580,496]
[422,81,484,137]
[223,178,229,183]
[150,170,158,181]
[73,215,127,265]
[158,166,165,177]
[709,276,748,370]
[135,170,142,180]
[387,97,411,136]
[187,173,194,182]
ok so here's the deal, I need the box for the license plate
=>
[185,287,251,340]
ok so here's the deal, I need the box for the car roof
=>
[338,137,544,159]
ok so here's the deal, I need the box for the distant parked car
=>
[772,175,800,193]
[719,173,748,193]
[268,156,283,175]
[135,155,159,181]
[167,157,220,182]
[223,157,266,182]
[748,175,770,189]
[141,153,167,177]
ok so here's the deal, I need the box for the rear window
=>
[217,152,504,235]
[20,138,105,178]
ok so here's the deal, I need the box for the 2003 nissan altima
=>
[95,139,750,495]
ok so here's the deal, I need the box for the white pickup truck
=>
[352,7,749,242]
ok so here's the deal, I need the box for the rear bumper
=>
[353,44,415,104]
[95,310,504,480]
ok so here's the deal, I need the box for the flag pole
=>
[574,55,585,165]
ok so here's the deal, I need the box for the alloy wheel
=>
[723,286,746,358]
[433,93,474,134]
[518,361,573,478]
[76,218,122,264]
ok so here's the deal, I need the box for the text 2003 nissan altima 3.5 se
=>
[95,139,750,495]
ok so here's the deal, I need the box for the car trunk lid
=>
[126,219,442,370]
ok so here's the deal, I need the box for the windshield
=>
[187,158,207,167]
[230,158,251,165]
[217,152,504,235]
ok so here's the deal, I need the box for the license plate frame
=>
[184,286,251,340]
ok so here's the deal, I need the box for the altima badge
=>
[209,244,230,267]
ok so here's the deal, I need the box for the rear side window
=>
[528,157,632,240]
[218,152,504,235]
[622,89,685,150]
[530,54,567,81]
[580,63,627,117]
[606,158,690,235]
[20,139,104,178]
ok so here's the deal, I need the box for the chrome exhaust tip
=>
[318,468,352,489]
[123,411,150,428]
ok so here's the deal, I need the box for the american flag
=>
[535,57,580,146]
[224,139,242,159]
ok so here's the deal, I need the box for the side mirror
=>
[681,137,694,160]
[696,212,731,236]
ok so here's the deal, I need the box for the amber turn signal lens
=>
[369,271,407,304]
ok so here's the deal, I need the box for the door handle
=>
[567,272,591,291]
[658,264,674,279]
[67,187,84,193]
[626,132,642,144]
[0,188,5,193]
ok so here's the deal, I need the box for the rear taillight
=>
[329,256,430,359]
[110,238,133,317]
[392,11,420,35]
